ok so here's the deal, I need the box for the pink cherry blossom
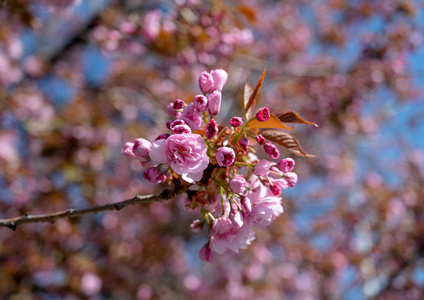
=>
[199,243,216,262]
[264,142,280,159]
[230,175,246,194]
[209,216,255,254]
[149,133,209,183]
[199,71,214,93]
[285,172,298,188]
[122,138,152,166]
[193,95,208,112]
[253,159,271,176]
[181,103,203,130]
[229,117,243,127]
[210,69,228,91]
[206,119,218,140]
[255,107,271,122]
[277,158,295,173]
[207,90,221,115]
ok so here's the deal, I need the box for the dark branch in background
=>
[0,186,188,231]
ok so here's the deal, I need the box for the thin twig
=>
[0,185,188,231]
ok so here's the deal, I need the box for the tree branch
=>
[0,185,188,231]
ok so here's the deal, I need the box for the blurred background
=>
[1,0,424,299]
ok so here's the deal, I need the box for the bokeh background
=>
[1,0,424,299]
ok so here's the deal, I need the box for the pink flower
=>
[172,124,192,134]
[155,133,170,141]
[245,190,284,228]
[256,107,270,122]
[230,117,243,127]
[209,216,255,254]
[276,158,295,173]
[199,243,216,262]
[264,142,280,159]
[241,196,252,213]
[285,172,298,188]
[215,147,235,167]
[270,185,281,196]
[122,138,152,166]
[181,103,203,130]
[230,175,246,194]
[193,95,208,112]
[143,167,166,184]
[190,219,204,232]
[272,178,289,190]
[210,69,228,91]
[149,133,209,183]
[239,137,249,151]
[206,119,218,140]
[207,91,221,115]
[256,134,265,145]
[253,159,271,176]
[173,99,186,109]
[199,71,214,93]
[166,99,186,118]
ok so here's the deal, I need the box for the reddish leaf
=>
[247,113,293,130]
[236,5,257,23]
[244,68,266,118]
[244,81,254,119]
[275,111,318,127]
[261,129,314,158]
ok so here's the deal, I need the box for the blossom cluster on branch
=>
[123,69,303,261]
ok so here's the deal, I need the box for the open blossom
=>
[215,147,235,167]
[149,133,209,183]
[209,216,255,254]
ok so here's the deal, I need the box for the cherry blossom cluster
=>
[122,69,297,262]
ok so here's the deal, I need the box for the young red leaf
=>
[260,129,314,158]
[247,113,293,130]
[244,68,266,118]
[275,111,319,127]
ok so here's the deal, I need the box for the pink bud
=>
[277,158,295,173]
[166,103,181,118]
[253,159,271,176]
[143,167,166,184]
[172,124,192,134]
[133,138,152,158]
[229,210,244,228]
[190,219,204,232]
[241,197,252,213]
[256,134,265,145]
[181,103,203,130]
[285,172,298,188]
[230,175,246,194]
[270,185,281,196]
[264,142,280,159]
[193,94,208,112]
[199,71,214,93]
[256,107,270,122]
[210,69,228,91]
[272,178,289,190]
[155,133,170,141]
[169,119,186,130]
[229,117,243,127]
[206,119,218,139]
[207,91,221,115]
[173,99,186,109]
[199,243,215,263]
[239,137,249,151]
[215,147,235,167]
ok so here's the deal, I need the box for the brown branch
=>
[0,185,188,231]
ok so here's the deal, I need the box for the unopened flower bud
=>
[199,71,214,93]
[230,175,246,194]
[190,219,204,232]
[193,94,208,112]
[239,137,249,151]
[166,103,181,118]
[270,185,281,196]
[172,124,192,134]
[143,167,166,184]
[155,133,170,141]
[210,69,228,91]
[229,209,244,228]
[241,196,252,213]
[199,243,215,262]
[215,147,235,167]
[206,119,218,139]
[256,107,270,122]
[207,91,222,115]
[230,117,243,127]
[253,159,271,176]
[277,158,295,173]
[285,172,298,188]
[264,142,280,159]
[256,134,265,145]
[133,138,152,158]
[173,99,186,109]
